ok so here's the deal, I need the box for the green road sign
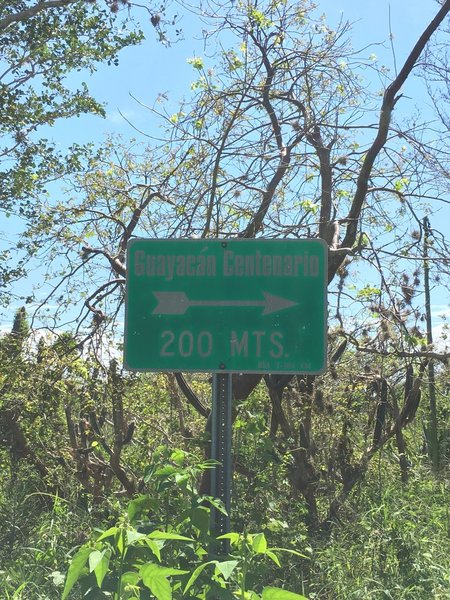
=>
[124,238,327,374]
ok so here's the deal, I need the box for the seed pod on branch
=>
[373,378,388,446]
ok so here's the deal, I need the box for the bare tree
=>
[19,0,450,524]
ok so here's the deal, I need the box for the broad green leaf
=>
[89,550,105,573]
[216,560,239,580]
[140,564,188,579]
[252,533,267,554]
[93,552,110,588]
[146,575,171,600]
[147,531,193,542]
[266,550,281,567]
[127,529,146,545]
[155,466,178,476]
[190,506,210,534]
[62,546,93,600]
[121,571,142,598]
[183,560,216,593]
[171,449,186,465]
[217,532,240,545]
[262,587,308,600]
[121,571,141,585]
[145,538,162,561]
[96,526,118,541]
[141,563,188,600]
[128,495,152,522]
[202,496,228,515]
[174,473,189,486]
[88,548,110,588]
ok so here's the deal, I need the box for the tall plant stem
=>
[423,217,439,471]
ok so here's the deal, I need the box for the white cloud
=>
[430,304,450,349]
[105,108,141,126]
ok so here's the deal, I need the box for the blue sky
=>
[1,0,449,343]
[65,0,439,142]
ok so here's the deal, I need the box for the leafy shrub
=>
[62,449,308,599]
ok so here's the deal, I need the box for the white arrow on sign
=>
[152,291,298,316]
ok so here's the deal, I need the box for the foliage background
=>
[1,1,450,598]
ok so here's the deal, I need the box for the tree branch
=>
[333,0,450,279]
[0,0,78,32]
[174,373,209,417]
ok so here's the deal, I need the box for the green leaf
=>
[128,495,152,522]
[62,546,94,600]
[145,538,162,562]
[155,466,178,477]
[140,563,188,580]
[183,561,216,593]
[249,9,272,28]
[96,526,118,541]
[187,56,204,70]
[356,285,381,300]
[262,587,308,600]
[121,571,141,586]
[117,528,127,556]
[150,576,172,600]
[147,531,193,541]
[93,551,110,588]
[89,550,105,573]
[266,550,281,567]
[216,560,239,580]
[217,532,240,545]
[140,563,189,600]
[198,459,220,469]
[127,529,146,545]
[271,548,307,559]
[203,495,228,515]
[394,177,409,192]
[252,533,267,554]
[190,506,210,535]
[174,473,189,486]
[12,582,27,597]
[171,449,186,465]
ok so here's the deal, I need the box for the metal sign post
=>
[210,373,232,553]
